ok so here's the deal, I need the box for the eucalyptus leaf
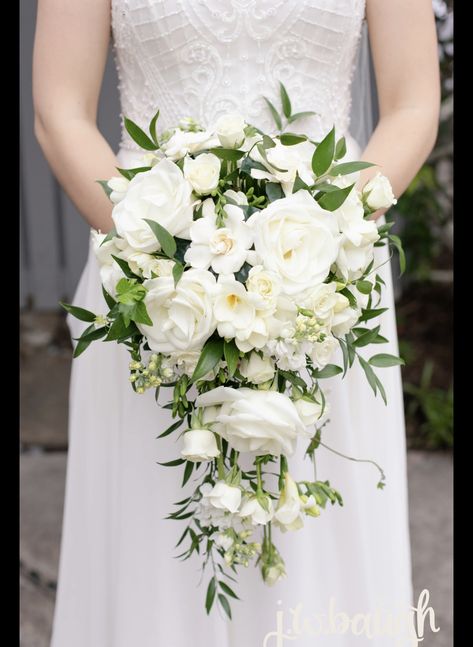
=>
[359,356,378,395]
[265,182,284,202]
[263,97,282,131]
[312,364,343,379]
[369,353,405,368]
[287,111,317,124]
[279,133,307,146]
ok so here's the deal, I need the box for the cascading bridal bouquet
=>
[63,84,405,618]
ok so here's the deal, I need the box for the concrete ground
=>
[20,313,453,646]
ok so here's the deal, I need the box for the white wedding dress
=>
[51,2,413,646]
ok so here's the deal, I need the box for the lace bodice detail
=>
[111,0,366,152]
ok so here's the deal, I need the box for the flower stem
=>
[319,440,386,484]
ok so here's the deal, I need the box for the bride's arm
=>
[33,0,117,233]
[358,0,441,218]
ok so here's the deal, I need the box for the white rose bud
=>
[215,113,246,149]
[239,353,275,385]
[107,176,130,204]
[203,481,242,513]
[293,397,324,427]
[183,153,221,195]
[181,429,220,463]
[363,173,397,210]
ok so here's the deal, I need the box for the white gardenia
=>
[293,396,324,427]
[181,429,220,462]
[363,173,397,210]
[107,176,130,204]
[239,495,274,525]
[138,269,217,353]
[239,353,275,385]
[184,200,253,274]
[195,386,308,456]
[274,473,304,532]
[215,113,246,149]
[162,128,218,161]
[202,481,242,513]
[183,153,221,195]
[112,159,194,252]
[247,191,340,295]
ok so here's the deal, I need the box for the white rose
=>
[239,495,274,525]
[181,429,220,462]
[250,140,315,193]
[112,159,194,252]
[162,128,218,161]
[91,231,125,297]
[274,473,304,532]
[263,563,286,586]
[298,282,339,324]
[335,229,378,282]
[239,353,275,385]
[195,386,308,456]
[215,113,246,149]
[202,481,242,513]
[363,173,397,210]
[184,199,253,274]
[246,265,282,307]
[213,275,272,352]
[118,248,174,279]
[247,191,340,295]
[293,396,324,426]
[223,189,248,205]
[138,269,217,353]
[309,334,339,369]
[183,153,221,195]
[107,176,130,204]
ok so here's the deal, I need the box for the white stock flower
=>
[293,396,324,427]
[215,113,246,149]
[183,153,221,195]
[363,173,397,210]
[239,353,275,385]
[274,473,304,532]
[239,495,274,525]
[162,128,218,161]
[202,481,242,513]
[181,429,220,462]
[247,191,340,295]
[138,269,217,353]
[184,200,253,274]
[213,275,272,351]
[112,159,194,252]
[195,386,308,456]
[107,176,130,204]
[309,334,339,369]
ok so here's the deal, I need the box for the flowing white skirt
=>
[51,143,413,647]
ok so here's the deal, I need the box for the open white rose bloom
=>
[65,84,404,618]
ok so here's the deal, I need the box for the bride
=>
[33,1,439,646]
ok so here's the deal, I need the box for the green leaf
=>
[74,326,108,343]
[72,324,95,358]
[157,458,186,467]
[224,340,239,377]
[311,126,335,176]
[218,593,232,619]
[312,364,343,379]
[172,261,184,286]
[99,228,119,246]
[265,182,284,202]
[311,182,342,193]
[257,144,287,173]
[116,166,151,181]
[144,219,177,258]
[182,461,194,487]
[369,353,405,368]
[102,286,116,310]
[60,302,96,322]
[219,581,239,600]
[358,356,378,395]
[334,136,347,160]
[148,109,160,146]
[116,278,146,305]
[191,338,224,383]
[389,234,406,274]
[292,172,309,193]
[240,157,269,176]
[157,418,184,439]
[124,117,158,151]
[374,375,387,405]
[317,183,354,211]
[119,301,152,326]
[280,82,292,118]
[111,254,139,279]
[287,111,317,124]
[279,133,307,146]
[96,180,112,198]
[206,577,217,614]
[356,280,373,295]
[352,326,381,348]
[262,134,276,149]
[209,148,245,161]
[359,307,388,323]
[263,97,282,131]
[105,316,137,341]
[330,161,375,176]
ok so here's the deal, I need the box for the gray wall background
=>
[20,2,378,310]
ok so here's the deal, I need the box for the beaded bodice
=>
[111,0,366,152]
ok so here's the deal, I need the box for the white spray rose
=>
[195,386,308,456]
[91,231,126,297]
[215,113,246,149]
[239,353,275,385]
[107,176,130,204]
[247,191,340,295]
[162,128,218,161]
[202,481,242,514]
[183,153,221,195]
[112,159,194,252]
[239,495,274,525]
[184,199,253,274]
[274,473,304,532]
[181,429,220,462]
[138,269,217,353]
[363,173,397,211]
[309,334,339,369]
